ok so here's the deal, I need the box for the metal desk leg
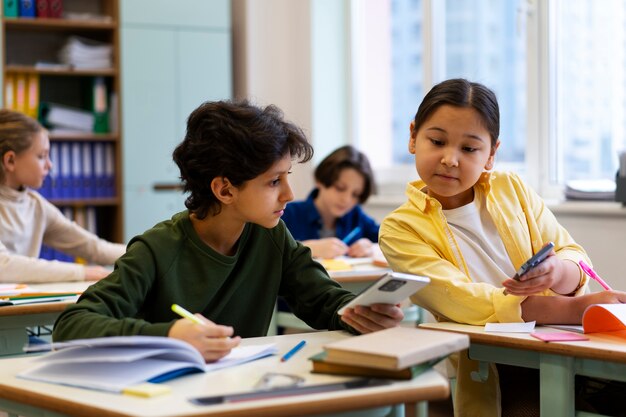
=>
[539,353,575,417]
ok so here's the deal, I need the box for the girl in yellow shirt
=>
[380,78,626,416]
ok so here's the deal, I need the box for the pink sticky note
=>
[530,332,589,342]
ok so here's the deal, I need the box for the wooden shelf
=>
[48,132,119,142]
[5,65,116,77]
[3,17,116,31]
[48,197,121,207]
[2,0,124,243]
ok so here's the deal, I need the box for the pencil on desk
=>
[281,340,306,362]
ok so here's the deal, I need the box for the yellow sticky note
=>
[320,259,353,271]
[122,383,171,398]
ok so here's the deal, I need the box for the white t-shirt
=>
[443,194,516,287]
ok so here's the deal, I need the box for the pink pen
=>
[579,260,613,291]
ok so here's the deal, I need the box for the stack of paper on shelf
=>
[311,327,469,378]
[18,336,277,392]
[41,102,94,132]
[58,36,113,69]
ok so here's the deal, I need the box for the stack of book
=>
[309,326,469,380]
[58,36,113,69]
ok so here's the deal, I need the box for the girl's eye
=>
[271,179,280,186]
[429,138,444,146]
[463,147,478,153]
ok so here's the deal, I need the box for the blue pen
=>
[280,340,306,362]
[342,227,362,244]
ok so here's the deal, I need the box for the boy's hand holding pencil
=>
[170,304,241,363]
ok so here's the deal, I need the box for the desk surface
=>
[0,282,91,317]
[420,322,626,364]
[0,331,449,417]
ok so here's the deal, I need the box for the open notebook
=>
[548,304,626,335]
[18,336,277,392]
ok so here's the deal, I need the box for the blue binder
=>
[18,0,35,17]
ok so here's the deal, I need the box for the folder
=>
[14,73,27,114]
[70,142,82,198]
[59,142,72,199]
[4,73,15,110]
[26,74,40,120]
[92,142,106,197]
[18,0,35,17]
[92,77,109,133]
[49,0,61,18]
[81,142,94,198]
[104,142,115,196]
[4,0,19,17]
[48,142,61,199]
[35,0,50,17]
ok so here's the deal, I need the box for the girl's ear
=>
[485,140,501,171]
[2,151,16,171]
[408,122,417,154]
[210,177,235,204]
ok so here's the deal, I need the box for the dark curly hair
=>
[314,145,376,204]
[173,100,314,219]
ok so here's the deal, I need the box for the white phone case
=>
[337,272,430,315]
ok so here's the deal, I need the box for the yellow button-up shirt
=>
[380,171,589,417]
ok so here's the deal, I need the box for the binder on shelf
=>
[104,142,115,196]
[81,142,94,198]
[35,0,49,17]
[18,0,35,17]
[4,73,15,110]
[85,206,97,235]
[92,142,106,197]
[59,142,72,199]
[92,77,109,134]
[48,142,61,199]
[49,0,61,18]
[14,73,27,114]
[4,0,19,17]
[26,74,40,120]
[70,142,82,198]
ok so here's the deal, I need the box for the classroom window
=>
[352,0,626,199]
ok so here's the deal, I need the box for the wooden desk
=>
[0,331,450,417]
[420,322,626,417]
[0,282,91,356]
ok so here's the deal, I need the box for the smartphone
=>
[513,242,555,280]
[337,272,430,315]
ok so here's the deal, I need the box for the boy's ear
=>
[210,177,235,204]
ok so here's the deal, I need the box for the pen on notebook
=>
[171,303,206,326]
[342,227,362,244]
[280,340,306,362]
[579,261,613,291]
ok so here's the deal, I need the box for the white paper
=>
[484,321,536,333]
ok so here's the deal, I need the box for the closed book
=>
[35,0,49,17]
[309,351,441,380]
[323,327,469,370]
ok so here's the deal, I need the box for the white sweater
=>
[0,185,125,283]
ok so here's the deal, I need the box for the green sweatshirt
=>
[53,211,355,341]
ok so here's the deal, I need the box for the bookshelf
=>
[1,0,123,244]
